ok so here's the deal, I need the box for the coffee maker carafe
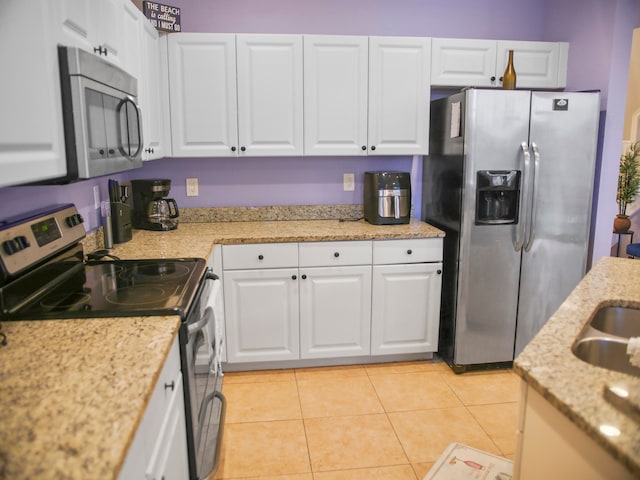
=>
[131,179,180,231]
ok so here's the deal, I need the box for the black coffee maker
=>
[130,179,179,231]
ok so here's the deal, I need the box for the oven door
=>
[181,271,226,480]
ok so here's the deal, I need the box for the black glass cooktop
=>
[1,258,207,321]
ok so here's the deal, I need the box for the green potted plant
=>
[615,141,640,232]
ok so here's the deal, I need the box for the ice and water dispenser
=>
[475,170,520,224]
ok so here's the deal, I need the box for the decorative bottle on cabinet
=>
[502,50,516,89]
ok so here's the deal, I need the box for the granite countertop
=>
[0,316,180,479]
[0,213,443,480]
[107,217,444,260]
[514,256,640,477]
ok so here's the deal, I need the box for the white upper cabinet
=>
[236,34,304,156]
[368,36,431,155]
[0,0,67,187]
[431,38,568,89]
[140,20,167,160]
[167,34,238,157]
[430,38,497,87]
[496,41,568,89]
[56,0,123,68]
[303,35,369,156]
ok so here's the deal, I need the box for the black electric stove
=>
[0,204,206,321]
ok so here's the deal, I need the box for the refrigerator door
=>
[514,92,600,356]
[454,89,532,366]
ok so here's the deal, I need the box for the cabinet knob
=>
[164,381,175,391]
[334,252,340,258]
[292,275,297,280]
[301,274,307,279]
[370,145,376,151]
[361,145,366,151]
[407,249,412,255]
[499,76,504,82]
[241,146,246,152]
[99,149,105,155]
[231,146,236,152]
[437,269,442,275]
[258,254,264,260]
[108,149,115,155]
[490,76,496,82]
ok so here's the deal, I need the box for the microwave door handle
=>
[515,142,530,251]
[117,96,143,160]
[524,142,540,252]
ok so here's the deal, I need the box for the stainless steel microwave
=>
[53,46,143,183]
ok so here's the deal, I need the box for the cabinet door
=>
[371,263,442,355]
[496,41,566,89]
[368,36,431,155]
[0,0,67,187]
[168,33,238,157]
[303,35,368,156]
[56,0,93,52]
[119,0,143,81]
[140,21,167,160]
[90,0,123,67]
[299,265,372,359]
[223,268,299,363]
[145,372,190,480]
[236,34,304,156]
[431,38,497,87]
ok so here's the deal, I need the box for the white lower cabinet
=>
[119,338,189,480]
[299,265,372,359]
[223,267,300,362]
[221,238,443,366]
[371,239,443,355]
[514,383,636,480]
[371,263,441,355]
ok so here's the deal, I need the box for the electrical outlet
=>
[93,185,100,209]
[343,173,355,192]
[186,178,199,197]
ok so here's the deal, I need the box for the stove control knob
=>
[2,239,18,255]
[66,213,84,227]
[14,235,30,251]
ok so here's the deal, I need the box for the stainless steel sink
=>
[590,306,640,337]
[572,337,640,377]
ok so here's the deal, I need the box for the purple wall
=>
[1,0,638,267]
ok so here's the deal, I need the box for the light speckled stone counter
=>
[0,316,180,479]
[514,256,640,477]
[107,218,444,260]
[0,213,442,479]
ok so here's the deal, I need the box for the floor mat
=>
[424,442,513,480]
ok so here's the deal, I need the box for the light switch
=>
[343,173,355,192]
[186,178,199,196]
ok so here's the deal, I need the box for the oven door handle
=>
[188,303,214,336]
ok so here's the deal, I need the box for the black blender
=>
[131,179,180,231]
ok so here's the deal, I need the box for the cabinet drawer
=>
[373,238,442,264]
[223,243,298,270]
[299,241,372,267]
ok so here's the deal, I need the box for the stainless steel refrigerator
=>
[422,88,600,372]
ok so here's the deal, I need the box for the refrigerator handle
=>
[515,142,531,251]
[524,142,541,252]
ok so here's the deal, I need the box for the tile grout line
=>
[295,369,316,478]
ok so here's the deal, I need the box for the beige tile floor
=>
[213,360,520,480]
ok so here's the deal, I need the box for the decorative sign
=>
[143,2,181,32]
